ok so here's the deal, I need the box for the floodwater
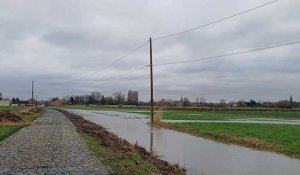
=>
[66,109,300,175]
[163,118,300,125]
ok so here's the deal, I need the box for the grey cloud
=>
[0,0,299,102]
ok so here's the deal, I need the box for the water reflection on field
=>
[67,109,300,175]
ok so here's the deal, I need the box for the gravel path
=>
[0,108,109,175]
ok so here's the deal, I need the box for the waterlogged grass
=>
[160,122,300,158]
[62,105,300,120]
[160,111,300,120]
[0,125,22,142]
[80,132,159,175]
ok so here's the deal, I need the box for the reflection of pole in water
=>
[150,127,154,153]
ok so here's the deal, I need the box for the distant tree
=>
[91,91,103,104]
[0,92,2,100]
[237,99,246,107]
[62,95,71,101]
[277,100,290,108]
[182,97,191,106]
[105,96,114,105]
[100,96,106,105]
[200,97,206,104]
[290,95,293,108]
[158,98,166,106]
[195,97,206,107]
[70,97,74,104]
[127,90,138,105]
[113,92,125,105]
[249,99,257,107]
[195,97,199,107]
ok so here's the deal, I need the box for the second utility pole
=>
[31,80,34,109]
[149,38,154,123]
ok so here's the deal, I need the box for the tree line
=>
[66,90,139,105]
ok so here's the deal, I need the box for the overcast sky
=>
[0,0,299,102]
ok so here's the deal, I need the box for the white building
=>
[0,100,11,106]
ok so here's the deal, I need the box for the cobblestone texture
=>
[0,108,109,175]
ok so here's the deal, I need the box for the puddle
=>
[67,109,300,175]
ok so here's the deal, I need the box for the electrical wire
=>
[94,65,147,82]
[153,0,280,41]
[152,40,300,66]
[73,40,149,80]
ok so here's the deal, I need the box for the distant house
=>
[0,100,11,106]
[27,98,37,106]
[11,98,36,106]
[51,98,69,106]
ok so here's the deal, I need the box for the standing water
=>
[67,109,300,175]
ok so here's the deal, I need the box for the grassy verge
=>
[81,132,158,175]
[0,109,42,142]
[0,125,22,142]
[155,122,300,159]
[22,113,41,122]
[58,109,185,175]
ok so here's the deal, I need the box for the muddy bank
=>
[57,109,186,175]
[0,110,23,122]
[0,108,43,125]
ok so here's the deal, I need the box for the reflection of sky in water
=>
[67,109,300,175]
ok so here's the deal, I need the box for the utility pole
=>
[31,80,34,109]
[149,37,154,123]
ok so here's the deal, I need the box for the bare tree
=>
[113,92,125,105]
[183,97,191,106]
[199,97,206,104]
[127,90,138,105]
[91,91,103,104]
[195,97,199,107]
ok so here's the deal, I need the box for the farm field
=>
[62,105,300,120]
[0,106,27,112]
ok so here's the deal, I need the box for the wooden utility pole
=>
[149,38,154,123]
[31,80,34,109]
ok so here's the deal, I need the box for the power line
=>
[153,0,280,41]
[151,40,300,66]
[94,65,147,82]
[73,40,149,80]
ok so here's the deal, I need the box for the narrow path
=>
[0,108,109,175]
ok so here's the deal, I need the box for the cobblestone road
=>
[0,108,109,175]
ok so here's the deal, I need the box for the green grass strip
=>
[0,126,22,142]
[165,122,300,158]
[80,132,159,175]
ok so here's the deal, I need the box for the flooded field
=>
[163,118,300,125]
[67,109,300,175]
